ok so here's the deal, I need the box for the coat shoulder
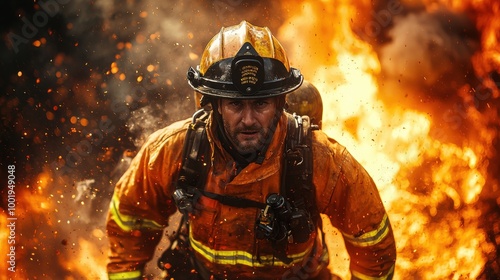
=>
[144,118,192,151]
[311,130,346,158]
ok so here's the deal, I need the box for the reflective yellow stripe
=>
[108,270,142,280]
[109,192,163,231]
[341,214,390,247]
[351,263,395,280]
[189,230,312,267]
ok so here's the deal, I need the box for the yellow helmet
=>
[187,21,303,99]
[286,80,323,128]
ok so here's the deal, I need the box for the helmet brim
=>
[187,64,304,99]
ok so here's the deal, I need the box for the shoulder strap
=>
[282,113,320,225]
[179,109,211,189]
[173,109,210,213]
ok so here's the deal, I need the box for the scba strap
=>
[283,114,320,225]
[173,109,211,214]
[173,111,318,218]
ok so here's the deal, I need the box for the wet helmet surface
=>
[187,21,303,99]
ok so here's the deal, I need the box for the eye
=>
[254,100,269,109]
[228,100,242,108]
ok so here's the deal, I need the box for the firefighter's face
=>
[219,97,277,155]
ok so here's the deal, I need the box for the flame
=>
[279,0,497,278]
[5,167,110,279]
[59,237,108,279]
[467,0,500,100]
[0,211,11,274]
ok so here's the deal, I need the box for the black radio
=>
[255,193,314,244]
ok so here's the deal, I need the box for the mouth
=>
[238,131,259,139]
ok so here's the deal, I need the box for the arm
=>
[317,139,396,279]
[106,123,187,279]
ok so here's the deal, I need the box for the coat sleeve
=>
[316,135,396,279]
[106,121,188,279]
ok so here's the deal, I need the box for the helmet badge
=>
[231,42,265,95]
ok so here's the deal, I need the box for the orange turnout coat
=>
[106,112,396,279]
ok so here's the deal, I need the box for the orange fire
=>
[280,0,498,279]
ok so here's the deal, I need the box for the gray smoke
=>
[378,8,479,96]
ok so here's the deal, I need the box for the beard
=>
[223,123,269,156]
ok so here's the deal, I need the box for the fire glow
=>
[279,0,498,278]
[1,0,499,279]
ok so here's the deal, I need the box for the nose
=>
[240,105,257,126]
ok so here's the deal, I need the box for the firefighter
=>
[106,21,396,280]
[286,80,324,129]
